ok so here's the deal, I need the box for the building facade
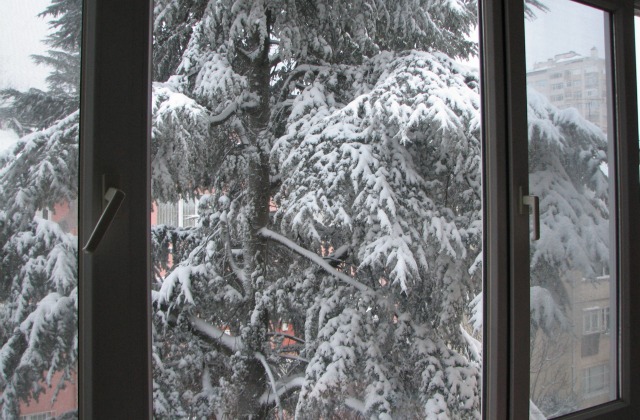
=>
[527,48,608,134]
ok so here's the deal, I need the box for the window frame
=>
[482,0,640,418]
[76,0,640,418]
[78,0,153,417]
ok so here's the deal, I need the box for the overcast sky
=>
[0,0,637,154]
[0,0,51,152]
[525,0,607,69]
[0,0,52,91]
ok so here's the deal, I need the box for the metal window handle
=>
[520,188,540,241]
[83,187,126,253]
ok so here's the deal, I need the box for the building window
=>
[586,73,599,86]
[552,82,564,90]
[603,307,610,333]
[582,333,601,357]
[156,198,199,228]
[583,364,610,396]
[19,413,54,420]
[584,308,603,334]
[583,307,610,335]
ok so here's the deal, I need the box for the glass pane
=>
[151,1,483,418]
[525,1,616,417]
[0,0,81,418]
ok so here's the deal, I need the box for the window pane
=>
[0,0,81,418]
[525,1,616,417]
[151,1,483,418]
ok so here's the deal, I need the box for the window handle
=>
[83,187,126,253]
[520,187,540,240]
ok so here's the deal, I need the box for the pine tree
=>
[151,1,483,418]
[0,0,81,417]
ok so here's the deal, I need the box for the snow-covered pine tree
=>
[151,1,484,418]
[0,0,81,417]
[527,88,610,416]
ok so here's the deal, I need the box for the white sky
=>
[525,0,607,69]
[0,0,637,153]
[0,0,52,91]
[0,0,52,152]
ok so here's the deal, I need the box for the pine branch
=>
[266,331,305,344]
[257,228,372,293]
[220,212,249,295]
[259,375,305,406]
[255,352,282,415]
[189,315,244,353]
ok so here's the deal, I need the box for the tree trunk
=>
[230,8,273,419]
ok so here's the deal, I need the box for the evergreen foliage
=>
[0,0,610,418]
[0,0,80,417]
[150,1,482,416]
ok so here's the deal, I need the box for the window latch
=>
[83,187,126,253]
[520,187,540,241]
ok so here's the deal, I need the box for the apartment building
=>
[527,48,608,134]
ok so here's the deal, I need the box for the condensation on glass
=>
[0,0,80,418]
[525,1,617,417]
[151,1,483,418]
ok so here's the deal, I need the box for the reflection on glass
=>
[525,1,616,418]
[151,1,483,418]
[0,0,81,418]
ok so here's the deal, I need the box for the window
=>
[582,333,601,357]
[524,1,619,414]
[2,0,639,418]
[155,198,198,228]
[583,364,610,396]
[552,83,564,90]
[584,308,604,335]
[586,73,600,88]
[19,412,54,420]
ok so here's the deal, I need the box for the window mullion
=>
[79,0,153,417]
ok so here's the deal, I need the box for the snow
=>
[258,227,371,293]
[190,315,244,352]
[0,129,19,153]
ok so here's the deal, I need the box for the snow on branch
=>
[255,352,282,414]
[267,331,305,344]
[257,228,372,293]
[221,212,248,294]
[259,375,305,405]
[190,315,244,353]
[209,100,238,126]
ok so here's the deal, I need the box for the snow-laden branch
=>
[344,397,366,415]
[259,375,305,405]
[220,212,248,294]
[460,324,482,363]
[210,101,238,126]
[190,315,244,353]
[257,228,372,293]
[274,353,309,363]
[255,352,282,415]
[267,331,305,344]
